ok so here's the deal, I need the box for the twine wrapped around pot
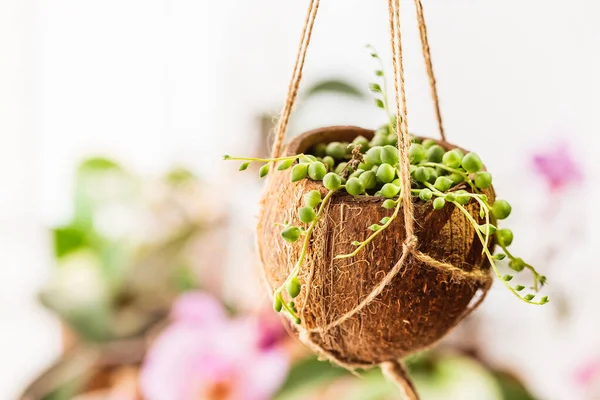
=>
[258,1,494,398]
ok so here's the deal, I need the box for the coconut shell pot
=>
[257,126,495,367]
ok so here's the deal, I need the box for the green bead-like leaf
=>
[308,162,327,180]
[304,190,322,208]
[281,226,301,243]
[496,228,514,247]
[273,296,283,312]
[287,277,301,298]
[409,144,426,164]
[474,171,493,189]
[462,152,483,173]
[509,258,525,272]
[369,83,382,92]
[278,159,294,170]
[291,163,309,182]
[492,200,512,220]
[380,183,400,199]
[259,163,270,178]
[478,223,497,235]
[323,172,342,190]
[239,161,250,171]
[346,177,365,196]
[298,206,316,223]
[382,199,396,209]
[369,224,382,232]
[375,99,385,109]
[434,176,453,192]
[433,197,446,210]
[380,145,399,166]
[419,189,433,201]
[515,285,525,292]
[524,294,535,301]
[380,217,391,224]
[502,274,514,282]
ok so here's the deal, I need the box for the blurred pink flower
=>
[532,144,582,191]
[574,358,600,388]
[140,292,289,400]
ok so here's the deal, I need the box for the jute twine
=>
[262,1,491,398]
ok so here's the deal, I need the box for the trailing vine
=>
[224,48,548,323]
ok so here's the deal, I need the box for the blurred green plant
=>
[274,351,536,400]
[40,157,222,342]
[303,79,365,99]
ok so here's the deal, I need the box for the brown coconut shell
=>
[257,126,494,367]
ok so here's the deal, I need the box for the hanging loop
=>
[413,0,446,141]
[270,0,321,159]
[388,0,416,243]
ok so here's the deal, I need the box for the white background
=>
[1,0,599,398]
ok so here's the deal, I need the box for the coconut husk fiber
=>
[257,126,494,368]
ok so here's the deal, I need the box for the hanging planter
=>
[225,0,548,398]
[255,125,495,366]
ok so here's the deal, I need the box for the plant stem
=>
[452,201,546,305]
[423,182,545,305]
[420,162,477,190]
[224,154,311,163]
[367,45,392,123]
[274,189,337,320]
[335,195,402,259]
[499,244,545,291]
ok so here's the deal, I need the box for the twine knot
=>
[403,236,418,253]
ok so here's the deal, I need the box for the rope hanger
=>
[267,2,451,399]
[270,0,446,162]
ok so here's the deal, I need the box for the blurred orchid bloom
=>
[574,358,600,387]
[532,144,582,191]
[140,292,289,400]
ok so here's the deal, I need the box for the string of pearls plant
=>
[225,47,548,324]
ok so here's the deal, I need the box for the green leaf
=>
[259,164,270,178]
[351,241,361,246]
[53,226,88,258]
[515,285,525,291]
[172,265,197,292]
[78,157,121,172]
[375,99,385,109]
[274,357,349,399]
[165,167,196,183]
[304,79,364,99]
[493,370,538,400]
[380,217,391,224]
[375,70,384,76]
[494,253,506,260]
[502,274,513,282]
[369,224,382,231]
[239,161,250,171]
[277,159,294,170]
[369,83,382,93]
[524,294,535,301]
